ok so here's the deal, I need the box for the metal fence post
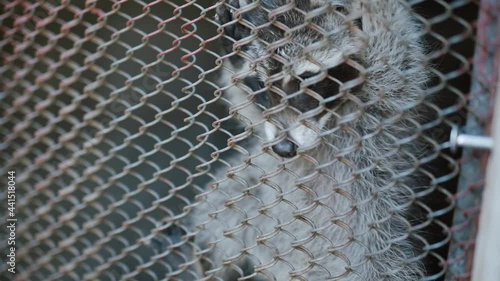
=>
[471,71,500,281]
[445,0,499,279]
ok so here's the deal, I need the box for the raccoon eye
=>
[243,76,270,108]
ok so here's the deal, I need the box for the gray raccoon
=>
[189,0,430,280]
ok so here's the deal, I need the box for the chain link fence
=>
[0,0,498,280]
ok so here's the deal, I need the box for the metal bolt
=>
[450,126,494,153]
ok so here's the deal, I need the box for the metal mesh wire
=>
[0,0,497,280]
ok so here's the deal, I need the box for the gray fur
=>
[188,0,430,280]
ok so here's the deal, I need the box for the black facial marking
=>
[241,62,363,114]
[272,139,297,158]
[299,71,319,80]
[288,93,320,113]
[353,18,363,30]
[243,76,270,108]
[334,5,347,14]
[327,62,361,85]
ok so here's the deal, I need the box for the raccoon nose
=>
[272,139,297,158]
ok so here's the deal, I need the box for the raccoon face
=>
[217,0,364,157]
